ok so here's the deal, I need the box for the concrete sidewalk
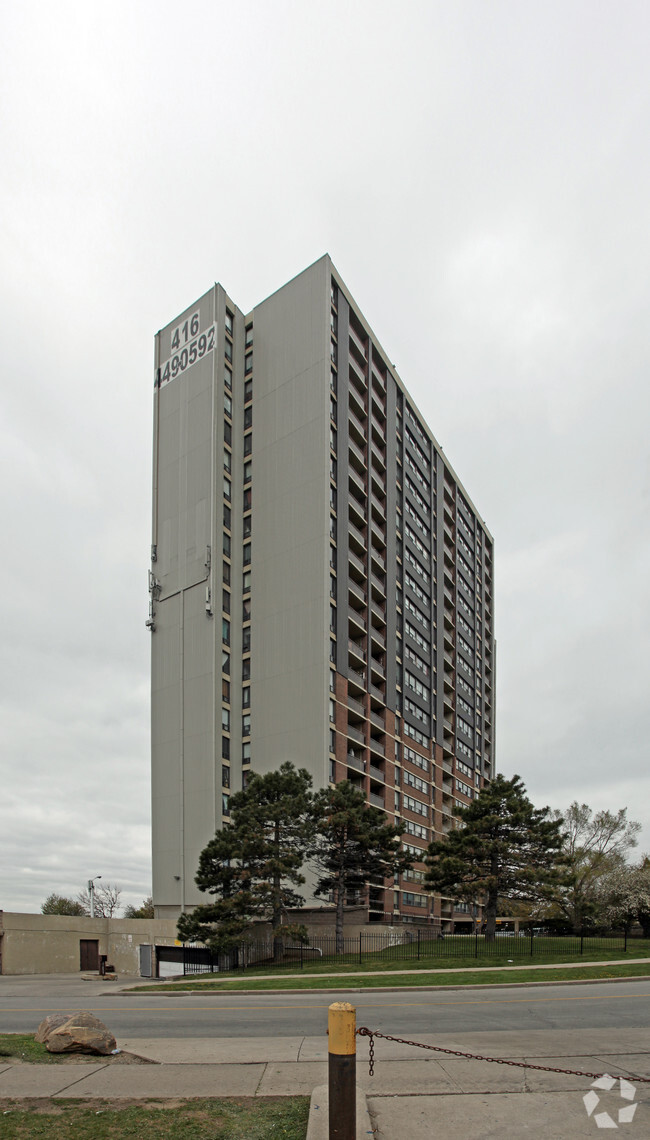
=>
[1,1029,648,1139]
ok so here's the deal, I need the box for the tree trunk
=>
[484,857,499,942]
[335,834,346,955]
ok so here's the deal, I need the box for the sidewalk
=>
[124,956,650,989]
[1,1028,648,1138]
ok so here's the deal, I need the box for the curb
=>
[307,1083,373,1140]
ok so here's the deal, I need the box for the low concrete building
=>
[0,911,179,976]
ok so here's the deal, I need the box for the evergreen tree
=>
[178,762,314,960]
[424,774,567,940]
[309,780,413,954]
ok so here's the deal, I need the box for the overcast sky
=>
[1,1,649,913]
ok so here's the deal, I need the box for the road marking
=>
[3,992,650,1015]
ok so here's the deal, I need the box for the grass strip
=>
[136,961,650,992]
[0,1036,59,1064]
[0,1096,309,1139]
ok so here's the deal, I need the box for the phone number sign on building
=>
[156,311,217,389]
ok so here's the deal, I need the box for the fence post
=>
[328,1002,356,1140]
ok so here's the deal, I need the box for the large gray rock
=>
[44,1010,117,1055]
[34,1013,72,1044]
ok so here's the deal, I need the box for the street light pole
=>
[88,876,102,918]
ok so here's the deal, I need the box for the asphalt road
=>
[1,975,649,1039]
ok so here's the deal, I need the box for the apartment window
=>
[243,487,252,511]
[242,713,251,736]
[221,736,230,760]
[223,505,231,530]
[243,570,251,593]
[225,310,233,335]
[222,650,230,674]
[222,618,230,645]
[329,759,336,782]
[223,476,231,501]
[244,406,252,429]
[330,604,337,633]
[243,515,252,538]
[223,533,231,557]
[329,667,336,693]
[222,678,230,702]
[242,686,250,708]
[329,698,335,723]
[242,597,251,620]
[222,793,230,815]
[221,765,230,788]
[244,378,252,402]
[244,461,252,484]
[221,708,230,731]
[222,588,230,614]
[224,448,231,473]
[245,352,253,375]
[222,560,231,587]
[330,638,336,663]
[242,741,251,763]
[224,393,232,418]
[224,421,232,446]
[242,627,251,652]
[243,542,251,566]
[224,366,232,390]
[330,426,337,453]
[244,433,252,456]
[224,340,232,363]
[242,658,251,681]
[245,324,253,347]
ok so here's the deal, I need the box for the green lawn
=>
[134,960,650,993]
[0,1036,60,1064]
[0,1098,309,1140]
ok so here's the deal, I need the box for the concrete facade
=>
[0,911,179,976]
[150,256,495,926]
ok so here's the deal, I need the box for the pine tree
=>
[178,762,315,960]
[424,773,568,940]
[309,780,413,953]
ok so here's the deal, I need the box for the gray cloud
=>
[2,1,649,913]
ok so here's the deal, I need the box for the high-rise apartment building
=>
[149,255,495,925]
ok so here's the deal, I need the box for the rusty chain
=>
[356,1027,650,1083]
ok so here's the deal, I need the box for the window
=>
[330,604,337,633]
[244,433,252,456]
[405,670,430,702]
[222,650,230,674]
[242,597,251,620]
[222,618,230,645]
[222,793,230,815]
[329,758,336,782]
[242,741,251,763]
[224,393,232,418]
[403,818,428,840]
[222,678,230,702]
[243,487,251,510]
[403,746,429,773]
[223,533,231,557]
[221,736,230,760]
[242,658,251,681]
[225,310,233,335]
[243,570,251,593]
[245,325,253,347]
[222,588,230,614]
[244,378,252,403]
[224,366,232,390]
[224,447,231,474]
[224,421,232,446]
[242,627,251,652]
[223,476,231,501]
[330,667,336,692]
[242,686,250,708]
[245,352,253,375]
[403,722,428,747]
[243,515,251,538]
[243,542,251,566]
[221,765,230,788]
[403,794,428,819]
[224,340,232,363]
[223,505,231,530]
[222,708,230,731]
[403,768,428,794]
[242,713,251,736]
[222,560,231,586]
[329,698,335,723]
[329,728,336,754]
[244,406,252,429]
[244,461,252,484]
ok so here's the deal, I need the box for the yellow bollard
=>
[328,1001,356,1140]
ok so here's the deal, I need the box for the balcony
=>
[348,518,367,554]
[348,549,367,581]
[348,465,366,501]
[369,763,385,783]
[347,723,365,745]
[370,657,386,682]
[370,546,386,573]
[369,791,385,809]
[369,709,385,730]
[348,579,366,610]
[370,599,386,628]
[369,681,385,704]
[348,667,366,692]
[347,694,365,718]
[348,639,365,666]
[368,736,386,758]
[370,571,386,600]
[349,323,368,362]
[346,751,366,774]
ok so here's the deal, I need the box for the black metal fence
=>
[155,927,633,976]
